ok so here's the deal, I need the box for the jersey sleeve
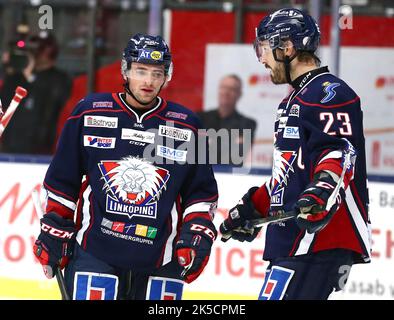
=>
[43,101,86,219]
[179,117,218,223]
[251,180,271,217]
[298,86,360,185]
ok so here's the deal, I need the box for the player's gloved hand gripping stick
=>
[221,148,353,241]
[31,189,71,300]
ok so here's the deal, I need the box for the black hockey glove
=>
[33,212,76,279]
[176,217,217,283]
[295,171,346,234]
[220,187,263,242]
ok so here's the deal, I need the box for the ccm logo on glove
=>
[41,222,75,239]
[190,223,216,241]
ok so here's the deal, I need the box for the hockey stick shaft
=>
[32,189,71,300]
[220,210,296,242]
[221,149,353,241]
[0,86,28,137]
[247,150,352,228]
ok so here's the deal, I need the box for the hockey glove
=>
[219,187,263,242]
[295,171,346,234]
[33,212,76,279]
[176,217,217,283]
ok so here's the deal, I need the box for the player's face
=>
[256,40,287,84]
[127,63,167,106]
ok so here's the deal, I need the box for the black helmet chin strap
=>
[273,48,298,84]
[283,55,293,84]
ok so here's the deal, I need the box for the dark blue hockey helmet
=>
[122,33,173,80]
[255,8,320,58]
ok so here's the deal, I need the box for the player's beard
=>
[270,62,287,84]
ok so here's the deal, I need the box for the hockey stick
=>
[0,98,3,121]
[31,189,71,300]
[221,149,353,241]
[0,86,28,137]
[180,251,196,278]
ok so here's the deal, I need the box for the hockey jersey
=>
[43,92,218,271]
[254,67,371,264]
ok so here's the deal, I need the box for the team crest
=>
[320,82,340,103]
[270,148,297,206]
[98,156,170,219]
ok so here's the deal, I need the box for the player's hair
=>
[297,51,321,66]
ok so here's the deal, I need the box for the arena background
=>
[0,0,393,300]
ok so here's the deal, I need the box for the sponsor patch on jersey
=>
[146,276,184,300]
[84,115,118,128]
[289,104,300,117]
[258,266,295,300]
[73,272,118,300]
[165,111,188,120]
[278,116,288,128]
[283,126,300,139]
[92,101,113,108]
[159,125,192,141]
[321,82,341,103]
[121,128,155,144]
[133,122,144,129]
[271,149,297,206]
[101,217,157,239]
[100,218,157,245]
[98,157,170,219]
[157,145,187,162]
[84,135,116,149]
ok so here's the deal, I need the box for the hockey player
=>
[33,33,218,300]
[220,8,371,300]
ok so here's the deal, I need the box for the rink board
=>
[0,161,393,300]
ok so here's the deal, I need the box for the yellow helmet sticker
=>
[150,51,162,60]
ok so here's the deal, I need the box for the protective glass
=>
[253,39,272,60]
[128,66,166,82]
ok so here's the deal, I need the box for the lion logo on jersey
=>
[98,157,170,219]
[270,148,297,206]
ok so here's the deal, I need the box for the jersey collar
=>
[291,66,329,91]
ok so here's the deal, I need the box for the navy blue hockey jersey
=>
[43,93,218,271]
[254,67,371,263]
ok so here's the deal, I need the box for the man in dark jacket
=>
[0,32,71,154]
[198,74,257,166]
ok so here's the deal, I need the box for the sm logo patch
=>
[73,272,118,300]
[258,266,295,300]
[283,126,300,139]
[146,276,184,300]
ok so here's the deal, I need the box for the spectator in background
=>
[198,74,257,166]
[0,31,71,155]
